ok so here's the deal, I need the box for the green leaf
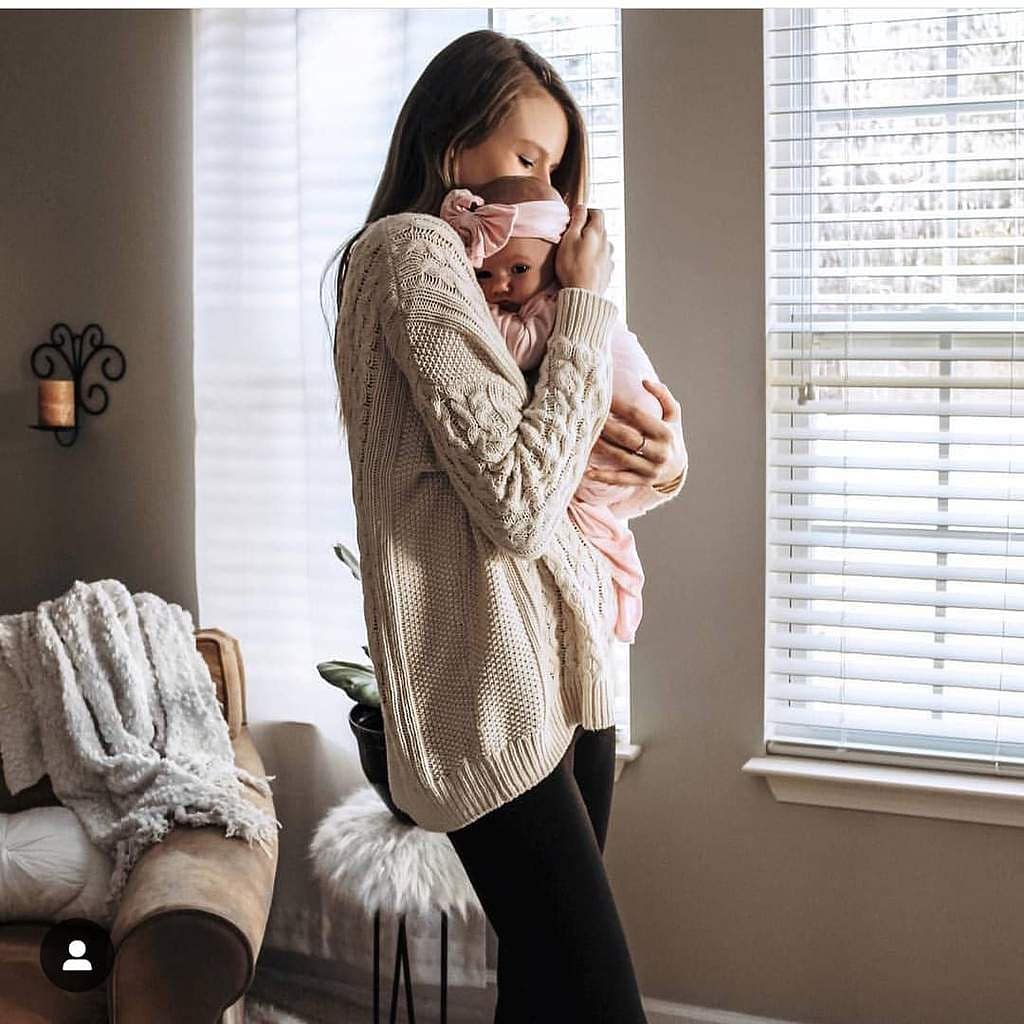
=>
[316,659,380,707]
[333,542,362,581]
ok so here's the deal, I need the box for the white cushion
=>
[0,807,114,926]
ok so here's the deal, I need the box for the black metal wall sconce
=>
[28,322,126,447]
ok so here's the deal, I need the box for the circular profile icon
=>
[40,917,114,992]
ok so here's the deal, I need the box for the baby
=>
[439,175,667,644]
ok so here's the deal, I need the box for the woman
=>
[328,29,686,1023]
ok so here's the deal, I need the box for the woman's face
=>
[455,90,569,192]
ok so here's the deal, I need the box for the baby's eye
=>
[512,264,529,275]
[475,270,491,280]
[518,155,535,169]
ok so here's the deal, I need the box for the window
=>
[765,9,1024,776]
[491,9,632,741]
[193,9,633,743]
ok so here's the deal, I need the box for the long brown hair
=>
[320,29,589,428]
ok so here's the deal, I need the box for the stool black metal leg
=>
[372,909,450,1024]
[440,910,448,1024]
[389,913,404,1024]
[373,909,380,1024]
[398,916,416,1024]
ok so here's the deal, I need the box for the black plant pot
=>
[348,703,416,826]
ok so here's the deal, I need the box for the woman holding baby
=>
[329,29,686,1023]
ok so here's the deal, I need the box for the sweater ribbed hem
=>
[387,712,583,833]
[385,664,618,835]
[552,288,618,355]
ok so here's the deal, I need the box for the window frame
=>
[746,7,1024,826]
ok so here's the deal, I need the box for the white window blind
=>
[765,9,1024,775]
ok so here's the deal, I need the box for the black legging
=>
[446,724,648,1023]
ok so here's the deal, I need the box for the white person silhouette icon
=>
[61,938,93,972]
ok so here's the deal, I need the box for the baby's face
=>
[475,238,557,312]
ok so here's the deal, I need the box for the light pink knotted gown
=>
[491,283,662,644]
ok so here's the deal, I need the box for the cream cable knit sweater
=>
[336,212,681,831]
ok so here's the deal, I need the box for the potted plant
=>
[317,542,415,825]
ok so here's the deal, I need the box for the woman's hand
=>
[584,379,686,488]
[556,205,612,295]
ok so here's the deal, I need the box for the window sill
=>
[742,755,1024,828]
[614,741,643,783]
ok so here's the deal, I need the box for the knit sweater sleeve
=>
[377,213,617,560]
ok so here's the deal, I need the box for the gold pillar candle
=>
[38,380,75,427]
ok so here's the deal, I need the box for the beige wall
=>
[0,10,196,618]
[3,8,1022,1023]
[615,10,1024,1024]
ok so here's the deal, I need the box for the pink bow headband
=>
[439,188,571,268]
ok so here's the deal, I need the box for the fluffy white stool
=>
[310,784,487,1023]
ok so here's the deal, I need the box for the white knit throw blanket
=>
[0,579,281,922]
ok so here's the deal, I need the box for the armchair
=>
[0,627,279,1024]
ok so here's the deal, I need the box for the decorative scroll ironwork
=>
[28,322,126,447]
